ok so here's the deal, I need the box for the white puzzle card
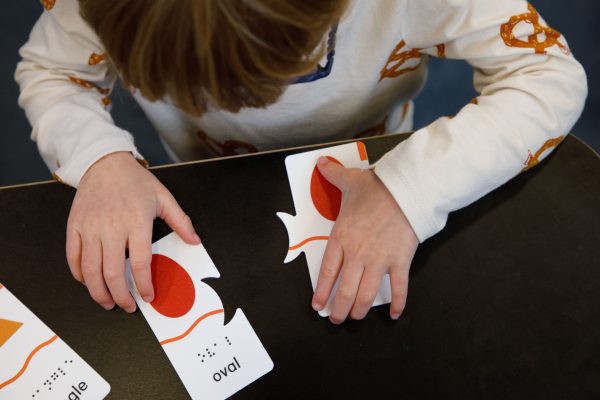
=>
[0,283,110,400]
[126,233,273,400]
[277,142,392,317]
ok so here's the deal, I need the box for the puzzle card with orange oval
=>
[0,283,110,399]
[126,233,273,400]
[277,142,392,317]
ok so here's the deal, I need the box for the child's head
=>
[79,0,348,115]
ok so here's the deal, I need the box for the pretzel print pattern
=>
[501,3,569,55]
[435,44,446,59]
[41,0,56,10]
[196,130,258,157]
[354,116,388,139]
[68,76,111,107]
[522,135,565,172]
[88,53,106,66]
[379,41,446,81]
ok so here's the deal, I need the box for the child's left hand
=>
[311,156,419,324]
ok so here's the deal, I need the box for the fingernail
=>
[193,233,201,243]
[101,302,114,311]
[391,313,400,320]
[125,305,137,313]
[143,294,154,303]
[317,157,328,165]
[312,301,323,311]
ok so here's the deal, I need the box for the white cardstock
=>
[0,284,110,400]
[276,142,392,317]
[127,233,273,400]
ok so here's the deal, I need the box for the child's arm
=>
[15,1,200,312]
[16,1,140,186]
[313,0,587,323]
[375,0,587,243]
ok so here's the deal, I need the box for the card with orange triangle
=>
[0,284,110,399]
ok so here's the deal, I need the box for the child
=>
[16,0,586,324]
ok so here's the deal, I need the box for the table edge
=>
[1,132,596,191]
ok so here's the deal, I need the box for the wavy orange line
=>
[288,236,329,251]
[160,309,224,346]
[0,335,58,390]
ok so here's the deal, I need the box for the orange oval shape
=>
[150,254,196,318]
[310,156,343,221]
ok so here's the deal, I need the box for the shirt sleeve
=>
[374,0,588,242]
[15,0,144,187]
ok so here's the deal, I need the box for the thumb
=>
[157,190,201,245]
[317,156,347,190]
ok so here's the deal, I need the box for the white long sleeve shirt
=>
[16,0,587,242]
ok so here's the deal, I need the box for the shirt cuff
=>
[53,134,144,188]
[373,134,444,243]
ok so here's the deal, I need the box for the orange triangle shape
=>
[0,319,23,347]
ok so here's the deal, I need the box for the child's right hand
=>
[65,151,201,312]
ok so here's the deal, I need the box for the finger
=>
[128,223,155,303]
[102,236,136,313]
[81,237,114,310]
[317,157,347,190]
[389,265,409,320]
[66,227,83,283]
[158,190,201,245]
[312,237,344,311]
[350,267,384,320]
[329,256,364,325]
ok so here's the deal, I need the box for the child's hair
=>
[79,0,348,115]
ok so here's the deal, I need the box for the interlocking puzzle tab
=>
[277,142,392,317]
[127,233,273,400]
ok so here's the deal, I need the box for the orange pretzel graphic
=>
[380,41,446,81]
[354,116,388,139]
[40,0,55,11]
[88,53,106,66]
[197,130,259,157]
[501,4,569,55]
[522,135,564,172]
[68,76,111,107]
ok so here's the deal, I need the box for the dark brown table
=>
[1,134,599,399]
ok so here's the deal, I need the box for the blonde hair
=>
[79,0,348,115]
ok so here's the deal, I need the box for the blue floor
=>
[0,0,597,187]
